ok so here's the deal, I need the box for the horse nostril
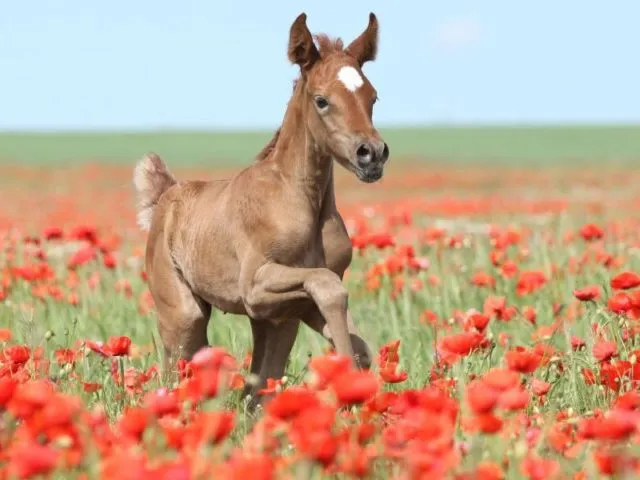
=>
[381,142,390,161]
[356,143,373,165]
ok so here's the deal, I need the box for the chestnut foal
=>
[134,12,390,407]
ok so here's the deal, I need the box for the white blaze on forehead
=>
[337,66,364,92]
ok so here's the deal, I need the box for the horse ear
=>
[345,13,379,66]
[287,13,319,72]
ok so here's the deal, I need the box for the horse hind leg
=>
[148,246,211,378]
[242,318,267,400]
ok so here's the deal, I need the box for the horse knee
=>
[242,287,267,320]
[304,270,348,310]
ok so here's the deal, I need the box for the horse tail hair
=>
[133,153,177,231]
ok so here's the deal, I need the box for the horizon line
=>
[1,120,640,135]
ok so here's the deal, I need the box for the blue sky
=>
[1,1,639,130]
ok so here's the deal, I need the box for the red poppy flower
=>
[579,223,604,241]
[466,313,490,332]
[378,340,408,384]
[0,376,18,408]
[68,225,98,244]
[613,391,640,411]
[43,226,64,241]
[103,252,117,269]
[258,377,283,395]
[85,340,110,357]
[522,306,537,325]
[599,361,631,392]
[214,453,274,480]
[332,370,379,406]
[118,407,150,440]
[592,340,617,363]
[515,270,547,296]
[608,292,632,313]
[571,335,586,350]
[466,379,499,414]
[378,339,401,364]
[379,361,408,384]
[190,346,236,372]
[7,379,54,420]
[590,411,636,441]
[475,462,504,480]
[67,245,96,269]
[473,413,503,434]
[573,284,601,301]
[611,271,640,290]
[471,271,496,288]
[505,347,541,374]
[482,368,521,392]
[520,455,560,480]
[0,327,12,342]
[265,387,319,420]
[105,336,131,357]
[189,410,235,445]
[83,382,102,393]
[290,404,338,466]
[54,348,80,366]
[592,448,623,476]
[143,388,181,417]
[6,442,59,479]
[498,386,530,411]
[2,344,31,368]
[309,354,352,389]
[439,332,485,356]
[531,378,551,396]
[335,443,375,478]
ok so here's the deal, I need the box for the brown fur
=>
[134,12,389,409]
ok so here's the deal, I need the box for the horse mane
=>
[255,34,345,162]
[255,128,282,162]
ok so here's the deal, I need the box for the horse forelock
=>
[314,34,344,57]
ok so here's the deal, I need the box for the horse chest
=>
[269,225,340,269]
[322,226,353,277]
[268,207,352,274]
[272,228,324,266]
[302,231,351,273]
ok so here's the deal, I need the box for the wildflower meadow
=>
[2,156,640,479]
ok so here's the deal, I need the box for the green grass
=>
[1,124,639,166]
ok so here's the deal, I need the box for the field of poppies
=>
[2,145,640,479]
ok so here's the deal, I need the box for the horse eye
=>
[314,96,329,110]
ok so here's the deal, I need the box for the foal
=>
[134,12,390,405]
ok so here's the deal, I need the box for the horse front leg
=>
[247,319,300,410]
[302,311,373,370]
[242,263,355,364]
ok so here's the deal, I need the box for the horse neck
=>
[270,79,335,213]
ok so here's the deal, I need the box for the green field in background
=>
[1,124,639,166]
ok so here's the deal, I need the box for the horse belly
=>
[184,240,246,315]
[192,263,246,315]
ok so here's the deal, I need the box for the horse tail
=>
[133,153,177,231]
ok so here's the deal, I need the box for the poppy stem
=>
[119,357,125,400]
